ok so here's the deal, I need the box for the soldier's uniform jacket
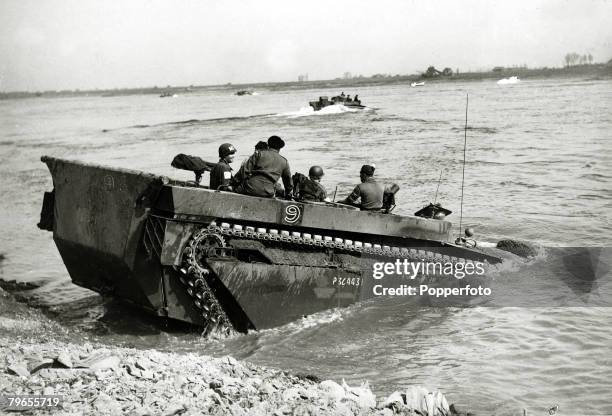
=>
[209,159,233,190]
[242,149,292,198]
[296,177,327,202]
[345,177,384,210]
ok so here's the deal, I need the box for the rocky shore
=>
[0,287,467,416]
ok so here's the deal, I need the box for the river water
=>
[1,77,611,414]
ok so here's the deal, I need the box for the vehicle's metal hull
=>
[40,156,500,332]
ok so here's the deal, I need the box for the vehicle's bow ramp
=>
[41,156,165,311]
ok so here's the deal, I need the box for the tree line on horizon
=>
[564,52,594,67]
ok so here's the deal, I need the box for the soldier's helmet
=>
[308,166,324,179]
[219,143,237,158]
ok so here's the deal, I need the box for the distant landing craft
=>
[411,81,425,87]
[309,94,365,111]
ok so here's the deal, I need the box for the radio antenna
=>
[433,169,443,204]
[458,93,468,239]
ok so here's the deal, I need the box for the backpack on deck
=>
[292,173,327,202]
[382,183,400,213]
[171,153,218,184]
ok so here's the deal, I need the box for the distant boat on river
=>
[309,94,365,111]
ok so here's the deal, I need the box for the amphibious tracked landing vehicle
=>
[38,156,502,334]
[309,95,365,111]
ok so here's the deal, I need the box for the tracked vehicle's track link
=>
[206,221,473,264]
[177,220,481,334]
[178,228,233,335]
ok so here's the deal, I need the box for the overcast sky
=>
[1,0,611,91]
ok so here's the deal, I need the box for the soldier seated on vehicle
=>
[236,135,293,199]
[232,140,268,188]
[339,164,384,211]
[292,166,329,202]
[210,143,236,191]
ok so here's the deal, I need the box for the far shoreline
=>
[2,63,610,100]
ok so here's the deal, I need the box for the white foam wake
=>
[272,104,364,119]
[497,76,520,85]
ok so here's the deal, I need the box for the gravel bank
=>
[0,287,466,416]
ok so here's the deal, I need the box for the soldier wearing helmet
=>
[232,141,268,190]
[293,166,328,202]
[210,143,236,190]
[339,164,384,210]
[239,135,293,198]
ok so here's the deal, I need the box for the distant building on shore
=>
[298,74,309,82]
